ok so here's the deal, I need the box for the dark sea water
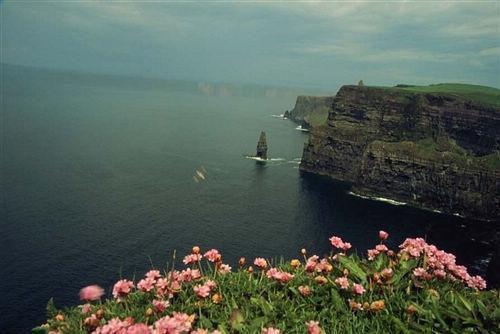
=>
[1,64,497,333]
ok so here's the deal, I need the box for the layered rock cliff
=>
[300,85,500,221]
[288,96,333,128]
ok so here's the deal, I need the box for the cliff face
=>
[301,85,500,221]
[288,96,333,128]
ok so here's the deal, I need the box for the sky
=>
[1,0,499,90]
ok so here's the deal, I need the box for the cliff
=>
[300,84,500,221]
[288,95,334,128]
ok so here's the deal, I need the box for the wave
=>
[295,125,309,132]
[347,191,407,206]
[271,114,285,118]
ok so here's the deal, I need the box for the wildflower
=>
[316,259,333,273]
[262,327,281,334]
[204,249,222,262]
[152,299,169,313]
[335,277,349,290]
[79,285,104,301]
[467,275,487,290]
[329,236,352,251]
[314,276,328,285]
[352,283,365,295]
[369,300,385,311]
[218,264,232,274]
[127,323,151,334]
[254,258,268,269]
[375,244,388,253]
[138,277,156,292]
[212,293,222,304]
[433,269,446,279]
[290,259,301,269]
[239,257,246,267]
[298,285,311,297]
[96,309,105,319]
[306,320,322,334]
[413,267,432,280]
[305,255,319,272]
[55,314,64,322]
[145,270,161,282]
[266,268,294,283]
[80,303,92,315]
[349,299,363,311]
[380,268,393,281]
[192,246,200,254]
[179,268,201,282]
[146,308,154,317]
[154,313,194,334]
[379,230,389,241]
[247,266,254,273]
[301,248,307,255]
[367,249,379,260]
[193,284,211,298]
[95,317,129,334]
[183,253,202,265]
[406,304,418,315]
[112,279,134,299]
[83,314,100,330]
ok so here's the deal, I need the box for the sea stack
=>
[256,131,268,160]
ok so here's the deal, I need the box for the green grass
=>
[33,236,500,334]
[393,83,500,107]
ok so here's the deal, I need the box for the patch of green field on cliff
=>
[374,138,500,171]
[305,110,329,127]
[394,83,500,107]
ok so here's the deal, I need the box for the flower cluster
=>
[400,238,486,290]
[266,268,294,283]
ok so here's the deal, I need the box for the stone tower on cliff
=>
[256,131,268,160]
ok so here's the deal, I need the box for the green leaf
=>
[31,327,48,334]
[391,316,411,334]
[338,255,367,283]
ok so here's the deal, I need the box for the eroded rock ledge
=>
[300,85,500,221]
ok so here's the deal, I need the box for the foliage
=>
[33,233,499,334]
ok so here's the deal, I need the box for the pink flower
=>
[413,267,427,277]
[305,255,319,272]
[375,244,388,253]
[329,236,352,251]
[367,249,379,260]
[218,264,232,274]
[266,268,294,283]
[81,303,92,314]
[203,249,222,262]
[352,283,365,295]
[152,299,170,313]
[306,320,322,334]
[379,230,389,241]
[145,270,162,281]
[183,253,202,265]
[193,284,211,298]
[329,236,344,249]
[95,317,129,334]
[79,285,104,301]
[254,258,268,269]
[261,328,281,334]
[467,275,487,290]
[153,312,193,334]
[334,277,349,290]
[138,278,156,292]
[127,323,151,334]
[112,279,134,299]
[433,269,446,279]
[179,268,201,282]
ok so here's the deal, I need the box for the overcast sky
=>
[2,1,499,90]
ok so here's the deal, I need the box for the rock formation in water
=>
[256,131,268,160]
[288,96,334,128]
[300,85,500,221]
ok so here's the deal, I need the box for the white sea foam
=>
[271,114,285,118]
[348,191,406,206]
[295,125,309,132]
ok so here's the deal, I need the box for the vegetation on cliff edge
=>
[33,232,499,334]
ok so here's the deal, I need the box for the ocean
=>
[1,64,495,333]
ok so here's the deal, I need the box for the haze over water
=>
[1,65,496,332]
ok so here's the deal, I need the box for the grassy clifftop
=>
[391,83,500,107]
